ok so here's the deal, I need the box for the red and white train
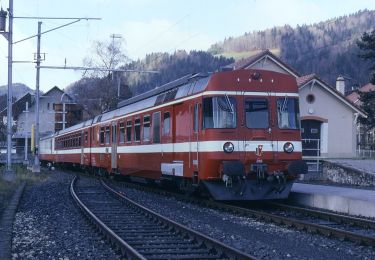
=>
[40,69,307,200]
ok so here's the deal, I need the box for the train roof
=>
[52,72,211,136]
[93,72,210,124]
[56,118,94,136]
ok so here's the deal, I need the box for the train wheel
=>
[179,178,196,196]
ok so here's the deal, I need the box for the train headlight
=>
[223,142,234,153]
[283,142,294,153]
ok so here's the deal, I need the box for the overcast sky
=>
[0,0,375,93]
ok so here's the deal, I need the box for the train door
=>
[111,122,118,169]
[190,103,200,182]
[80,130,84,165]
[243,94,275,160]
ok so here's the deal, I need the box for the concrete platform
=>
[288,183,375,218]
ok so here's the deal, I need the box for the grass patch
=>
[0,165,49,216]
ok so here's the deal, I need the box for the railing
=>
[301,138,322,173]
[356,149,375,158]
[0,145,33,164]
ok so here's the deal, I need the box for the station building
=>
[226,50,366,159]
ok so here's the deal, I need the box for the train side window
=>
[153,112,161,143]
[143,115,151,142]
[134,118,141,142]
[105,126,110,144]
[100,127,105,144]
[193,104,199,132]
[126,120,132,143]
[163,112,170,135]
[119,123,125,144]
[245,98,269,128]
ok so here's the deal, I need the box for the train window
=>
[119,123,125,143]
[163,112,170,135]
[100,127,105,144]
[105,126,110,144]
[134,118,141,142]
[203,96,236,129]
[277,98,300,129]
[245,99,269,128]
[193,104,199,132]
[143,115,151,142]
[126,120,132,142]
[153,112,161,143]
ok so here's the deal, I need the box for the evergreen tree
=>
[359,90,375,131]
[357,30,375,84]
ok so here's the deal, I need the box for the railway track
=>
[107,179,375,246]
[70,175,255,259]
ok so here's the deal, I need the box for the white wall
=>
[300,82,357,158]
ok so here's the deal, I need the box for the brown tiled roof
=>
[296,74,315,86]
[346,83,375,104]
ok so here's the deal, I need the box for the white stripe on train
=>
[41,140,301,155]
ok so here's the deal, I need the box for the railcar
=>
[40,69,307,200]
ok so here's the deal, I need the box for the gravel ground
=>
[111,181,375,260]
[326,159,375,175]
[11,171,122,259]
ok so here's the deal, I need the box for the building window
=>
[306,94,315,104]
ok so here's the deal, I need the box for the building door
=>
[301,120,321,156]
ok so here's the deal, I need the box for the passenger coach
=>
[40,69,307,200]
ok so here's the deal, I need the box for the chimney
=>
[336,76,345,95]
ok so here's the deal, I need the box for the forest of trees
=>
[5,9,375,119]
[209,9,375,88]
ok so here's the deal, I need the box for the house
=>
[226,49,366,158]
[0,86,83,157]
[297,75,365,157]
[346,83,375,149]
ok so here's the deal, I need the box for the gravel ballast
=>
[11,171,121,259]
[111,181,375,260]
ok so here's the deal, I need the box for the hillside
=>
[0,83,33,100]
[0,83,33,111]
[208,9,375,88]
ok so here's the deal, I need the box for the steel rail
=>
[108,180,375,246]
[100,179,256,260]
[70,176,146,260]
[267,202,375,229]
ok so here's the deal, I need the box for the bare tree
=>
[77,37,130,111]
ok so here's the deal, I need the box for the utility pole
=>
[24,101,29,165]
[32,21,41,173]
[0,0,14,176]
[110,34,122,100]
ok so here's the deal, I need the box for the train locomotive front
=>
[193,69,307,200]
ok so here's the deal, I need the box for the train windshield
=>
[245,98,269,128]
[203,96,237,129]
[277,97,300,129]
